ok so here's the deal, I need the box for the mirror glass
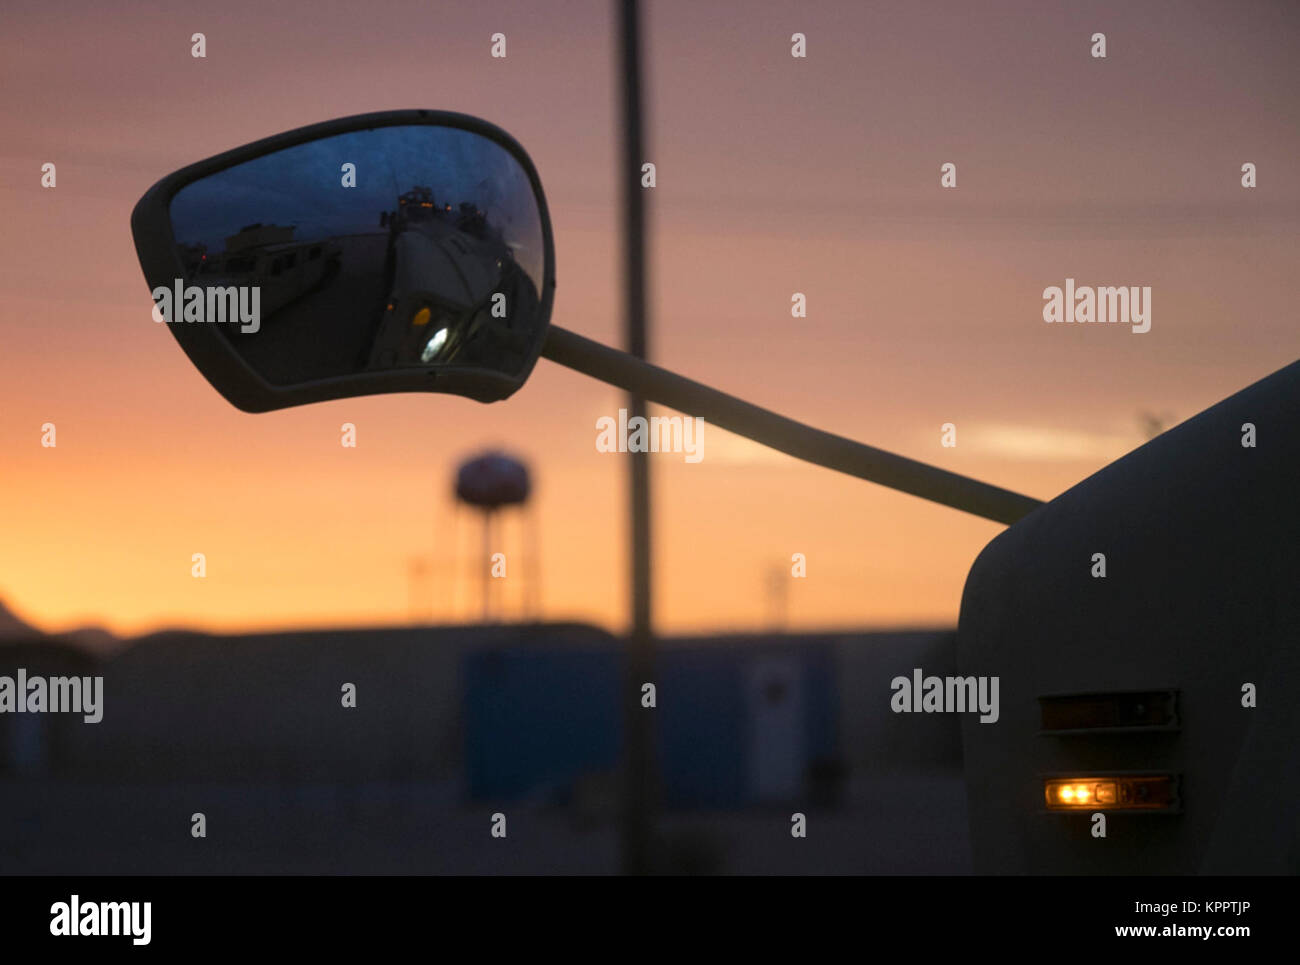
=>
[166,125,546,386]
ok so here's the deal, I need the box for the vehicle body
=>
[194,224,341,319]
[368,187,539,372]
[960,359,1300,874]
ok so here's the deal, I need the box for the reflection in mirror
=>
[167,125,546,386]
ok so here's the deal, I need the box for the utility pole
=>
[618,0,656,875]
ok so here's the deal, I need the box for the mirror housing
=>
[131,110,555,411]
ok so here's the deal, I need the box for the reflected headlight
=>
[421,327,448,363]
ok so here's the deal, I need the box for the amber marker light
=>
[1044,775,1178,812]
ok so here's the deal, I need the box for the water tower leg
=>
[482,509,494,624]
[525,507,540,621]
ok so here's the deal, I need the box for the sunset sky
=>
[2,0,1297,638]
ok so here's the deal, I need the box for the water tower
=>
[454,451,535,622]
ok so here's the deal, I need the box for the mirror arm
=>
[541,325,1044,526]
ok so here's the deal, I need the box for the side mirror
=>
[131,111,555,411]
[130,113,1043,526]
